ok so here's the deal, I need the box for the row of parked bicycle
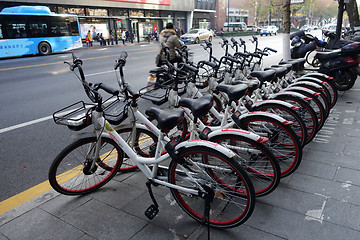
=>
[48,35,349,232]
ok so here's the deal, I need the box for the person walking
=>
[86,30,93,47]
[159,22,182,65]
[122,29,126,44]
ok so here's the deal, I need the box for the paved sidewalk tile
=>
[61,199,148,240]
[0,208,84,240]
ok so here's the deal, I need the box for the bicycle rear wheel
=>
[241,115,303,177]
[48,137,123,195]
[168,146,255,228]
[210,134,281,197]
[116,127,158,172]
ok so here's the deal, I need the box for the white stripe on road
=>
[0,71,115,134]
[0,116,53,134]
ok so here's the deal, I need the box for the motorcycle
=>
[290,30,360,91]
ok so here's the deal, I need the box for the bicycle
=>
[48,52,256,228]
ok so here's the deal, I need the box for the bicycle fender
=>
[289,81,323,90]
[70,132,112,141]
[269,91,310,101]
[175,140,236,158]
[295,76,327,86]
[251,99,298,110]
[208,128,269,143]
[302,73,331,80]
[238,111,292,126]
[282,87,317,96]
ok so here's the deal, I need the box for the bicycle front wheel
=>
[49,137,123,195]
[241,115,303,177]
[168,146,255,228]
[209,134,281,197]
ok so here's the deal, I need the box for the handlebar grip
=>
[97,83,119,96]
[267,47,277,53]
[115,51,128,69]
[222,37,228,43]
[184,63,198,73]
[231,37,237,44]
[223,56,240,63]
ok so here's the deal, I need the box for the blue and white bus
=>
[0,5,82,58]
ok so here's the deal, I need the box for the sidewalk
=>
[82,39,158,48]
[1,79,360,239]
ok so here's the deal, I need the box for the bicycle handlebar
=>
[115,51,128,70]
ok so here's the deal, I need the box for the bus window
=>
[0,24,3,38]
[50,20,69,36]
[29,22,48,37]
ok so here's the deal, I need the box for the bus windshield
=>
[0,6,82,58]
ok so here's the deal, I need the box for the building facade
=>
[0,0,194,43]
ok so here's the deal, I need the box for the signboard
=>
[105,0,170,5]
[80,23,109,39]
[195,0,216,11]
[291,0,305,3]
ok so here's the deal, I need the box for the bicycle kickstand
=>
[144,180,159,220]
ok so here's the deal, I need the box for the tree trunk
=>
[345,0,360,27]
[283,0,291,60]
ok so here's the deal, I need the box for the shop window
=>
[87,8,108,16]
[129,10,144,17]
[112,9,128,17]
[160,11,173,18]
[145,10,159,18]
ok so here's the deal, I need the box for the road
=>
[0,33,288,203]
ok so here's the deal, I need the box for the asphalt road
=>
[0,33,293,202]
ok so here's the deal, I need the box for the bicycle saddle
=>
[232,80,261,95]
[145,107,184,133]
[250,70,276,83]
[216,83,248,102]
[315,49,341,61]
[264,67,288,79]
[178,95,213,118]
[271,64,292,72]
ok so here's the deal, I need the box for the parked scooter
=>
[290,31,360,91]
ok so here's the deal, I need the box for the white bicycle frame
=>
[81,103,235,196]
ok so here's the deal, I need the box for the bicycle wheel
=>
[48,137,123,195]
[209,134,281,197]
[254,102,307,147]
[284,89,327,130]
[168,146,255,228]
[272,94,319,143]
[241,115,302,177]
[116,127,158,172]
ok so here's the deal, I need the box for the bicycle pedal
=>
[145,204,159,220]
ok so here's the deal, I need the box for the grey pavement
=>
[2,78,360,240]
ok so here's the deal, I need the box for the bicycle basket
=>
[103,96,129,125]
[140,84,170,106]
[53,101,94,131]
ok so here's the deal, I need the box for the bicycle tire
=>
[271,94,319,143]
[209,134,281,197]
[241,114,302,177]
[168,146,255,228]
[284,89,327,130]
[48,137,123,195]
[301,74,338,108]
[253,102,307,147]
[116,127,158,172]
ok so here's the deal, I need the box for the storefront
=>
[0,0,194,44]
[193,0,216,30]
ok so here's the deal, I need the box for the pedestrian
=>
[110,31,114,45]
[99,33,106,46]
[122,29,126,44]
[125,30,130,42]
[86,30,93,47]
[158,22,182,65]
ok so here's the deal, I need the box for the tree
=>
[345,0,360,27]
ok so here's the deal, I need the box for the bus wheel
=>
[39,42,51,55]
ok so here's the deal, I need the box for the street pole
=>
[336,0,345,39]
[283,0,291,60]
[227,0,230,31]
